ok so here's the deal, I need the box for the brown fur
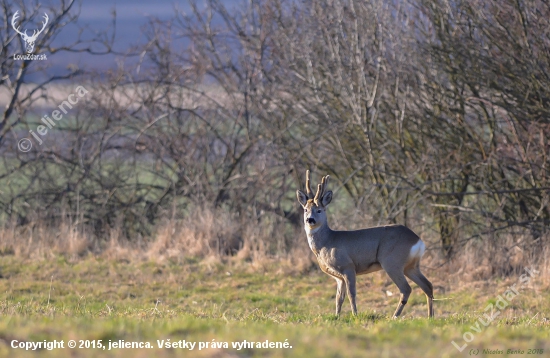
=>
[297,171,434,318]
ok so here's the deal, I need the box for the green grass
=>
[0,256,548,357]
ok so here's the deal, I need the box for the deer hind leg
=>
[384,268,411,318]
[405,265,434,318]
[334,278,346,316]
[342,269,357,315]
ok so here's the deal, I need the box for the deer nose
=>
[307,218,316,225]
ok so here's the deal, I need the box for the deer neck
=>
[305,222,330,256]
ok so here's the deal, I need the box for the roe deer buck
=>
[296,171,434,318]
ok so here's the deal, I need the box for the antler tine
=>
[319,175,329,199]
[30,12,48,39]
[11,11,25,36]
[306,170,313,199]
[321,175,330,195]
[313,184,323,204]
[38,13,48,34]
[314,175,330,205]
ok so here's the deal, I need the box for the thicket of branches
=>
[1,0,548,261]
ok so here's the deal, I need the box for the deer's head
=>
[296,170,332,231]
[11,11,48,54]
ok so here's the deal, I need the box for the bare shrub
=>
[0,0,548,277]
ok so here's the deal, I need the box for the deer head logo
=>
[11,11,48,54]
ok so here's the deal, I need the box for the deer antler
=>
[33,13,50,37]
[11,12,48,40]
[305,170,313,199]
[29,13,48,40]
[314,175,329,205]
[11,11,26,36]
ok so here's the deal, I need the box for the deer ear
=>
[296,190,308,207]
[321,190,333,207]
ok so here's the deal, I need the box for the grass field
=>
[0,255,549,358]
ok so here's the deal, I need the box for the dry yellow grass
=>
[0,206,549,357]
[1,205,548,285]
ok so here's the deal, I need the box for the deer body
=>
[297,171,434,318]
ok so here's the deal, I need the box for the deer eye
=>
[317,210,322,213]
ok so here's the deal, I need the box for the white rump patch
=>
[409,240,426,260]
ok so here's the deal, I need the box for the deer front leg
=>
[335,278,346,316]
[343,270,357,315]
